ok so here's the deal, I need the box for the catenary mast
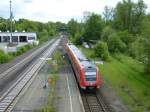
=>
[9,0,13,43]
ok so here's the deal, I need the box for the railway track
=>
[0,38,61,112]
[0,38,56,96]
[81,90,113,112]
[0,39,55,80]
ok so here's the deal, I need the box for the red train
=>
[65,43,101,89]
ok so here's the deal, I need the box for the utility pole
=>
[10,0,13,43]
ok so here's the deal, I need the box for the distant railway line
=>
[0,38,61,112]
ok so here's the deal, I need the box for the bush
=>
[16,44,34,56]
[0,44,35,64]
[117,30,135,45]
[101,26,114,42]
[94,41,109,61]
[108,33,126,53]
[72,32,83,45]
[0,50,12,64]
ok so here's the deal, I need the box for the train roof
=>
[67,43,96,70]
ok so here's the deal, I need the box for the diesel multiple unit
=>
[65,43,101,89]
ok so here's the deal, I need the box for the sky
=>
[0,0,149,23]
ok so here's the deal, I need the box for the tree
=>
[141,18,150,73]
[113,0,146,34]
[113,0,134,31]
[83,13,103,43]
[101,26,114,42]
[68,19,80,37]
[94,41,109,61]
[108,33,126,53]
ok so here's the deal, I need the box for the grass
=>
[79,47,150,112]
[100,55,150,112]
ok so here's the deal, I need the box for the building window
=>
[19,36,27,42]
[3,36,10,42]
[28,36,35,40]
[12,36,18,42]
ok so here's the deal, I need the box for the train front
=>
[81,61,101,90]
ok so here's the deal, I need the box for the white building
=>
[0,32,39,53]
[0,32,37,43]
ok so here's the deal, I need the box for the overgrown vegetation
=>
[0,44,35,64]
[0,50,12,63]
[99,55,150,112]
[93,41,109,61]
[67,0,150,74]
[41,50,65,112]
[80,46,150,112]
[67,0,150,111]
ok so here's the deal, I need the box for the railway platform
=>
[53,65,84,112]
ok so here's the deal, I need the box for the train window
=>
[85,72,96,82]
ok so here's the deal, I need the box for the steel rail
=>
[0,39,55,101]
[82,91,113,112]
[0,39,55,79]
[0,38,61,112]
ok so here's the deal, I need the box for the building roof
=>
[0,32,37,37]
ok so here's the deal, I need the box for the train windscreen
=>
[85,70,96,82]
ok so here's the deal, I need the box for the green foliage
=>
[0,18,60,44]
[38,30,49,43]
[68,19,80,37]
[16,44,34,56]
[0,50,12,64]
[141,17,150,72]
[71,32,83,45]
[93,41,109,60]
[108,33,126,53]
[67,19,84,45]
[113,0,146,34]
[101,26,114,42]
[83,13,103,43]
[98,55,150,112]
[117,30,135,45]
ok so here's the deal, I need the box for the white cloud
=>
[0,0,149,23]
